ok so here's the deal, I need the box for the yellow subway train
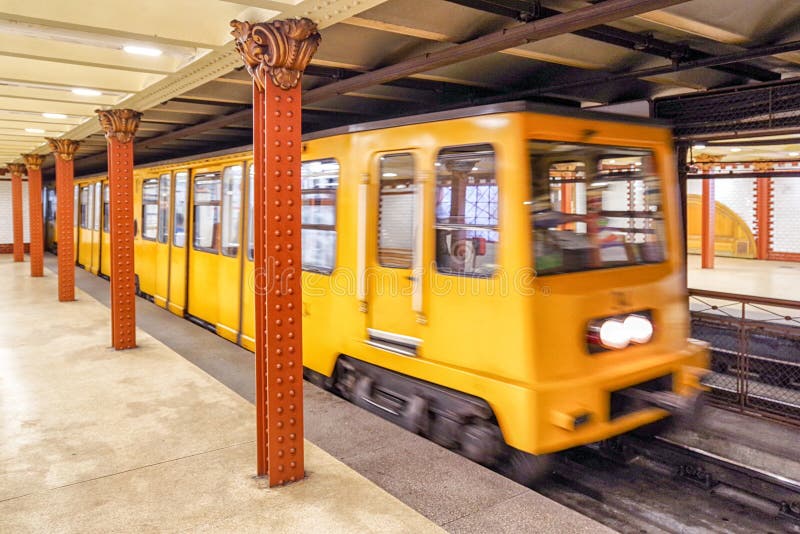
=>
[53,102,708,483]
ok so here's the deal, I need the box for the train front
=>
[522,117,708,455]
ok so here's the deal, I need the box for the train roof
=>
[304,100,670,141]
[79,101,670,177]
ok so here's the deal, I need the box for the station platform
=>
[0,255,609,534]
[688,254,800,301]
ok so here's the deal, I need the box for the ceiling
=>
[1,0,800,179]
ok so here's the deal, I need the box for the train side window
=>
[73,186,78,227]
[301,158,338,273]
[378,153,415,268]
[221,165,243,257]
[192,173,221,253]
[173,171,188,247]
[79,186,90,229]
[157,173,171,244]
[247,164,254,261]
[141,179,159,240]
[102,184,109,233]
[434,144,498,276]
[93,183,101,231]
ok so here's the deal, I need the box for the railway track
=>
[537,434,800,533]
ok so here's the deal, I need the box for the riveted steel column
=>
[755,178,772,260]
[8,163,25,262]
[23,154,45,277]
[47,139,81,301]
[231,18,320,486]
[701,179,715,269]
[96,109,141,350]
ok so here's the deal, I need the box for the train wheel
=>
[499,448,554,487]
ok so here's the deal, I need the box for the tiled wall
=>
[0,180,31,246]
[687,178,756,231]
[771,178,800,254]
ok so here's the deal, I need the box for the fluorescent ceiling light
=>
[123,45,163,57]
[730,147,742,152]
[790,152,799,157]
[25,128,45,133]
[382,172,398,177]
[693,144,706,149]
[72,88,102,96]
[43,112,67,119]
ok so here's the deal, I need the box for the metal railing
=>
[689,289,800,427]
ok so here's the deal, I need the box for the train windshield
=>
[529,140,667,276]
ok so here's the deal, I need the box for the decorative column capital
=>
[7,163,26,175]
[230,18,321,91]
[22,153,45,170]
[0,166,7,176]
[46,138,82,161]
[95,109,142,143]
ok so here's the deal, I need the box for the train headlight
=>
[598,319,630,349]
[624,314,653,344]
[587,311,654,352]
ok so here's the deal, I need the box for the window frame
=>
[221,164,244,258]
[377,152,416,269]
[300,158,339,274]
[247,163,254,261]
[433,143,500,278]
[102,184,109,233]
[79,185,90,229]
[157,173,171,244]
[141,178,159,242]
[172,170,189,248]
[192,173,222,255]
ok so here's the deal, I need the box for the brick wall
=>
[0,179,31,251]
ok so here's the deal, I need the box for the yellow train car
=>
[71,102,707,484]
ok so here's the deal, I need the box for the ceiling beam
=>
[138,108,252,150]
[444,0,779,82]
[470,39,800,106]
[302,0,692,105]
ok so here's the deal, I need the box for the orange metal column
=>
[231,18,320,486]
[96,109,141,351]
[755,178,772,260]
[701,179,715,269]
[47,139,80,301]
[23,154,45,277]
[8,163,26,262]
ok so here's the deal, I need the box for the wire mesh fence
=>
[690,289,800,426]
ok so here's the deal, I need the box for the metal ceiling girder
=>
[302,0,692,105]
[444,0,778,82]
[468,39,800,108]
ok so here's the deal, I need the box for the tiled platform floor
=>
[0,256,609,533]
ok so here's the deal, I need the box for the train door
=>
[216,164,245,342]
[77,185,91,268]
[187,172,221,327]
[366,152,423,355]
[240,163,255,350]
[138,178,159,296]
[89,182,102,273]
[100,183,111,277]
[152,173,172,308]
[73,185,79,263]
[167,171,189,316]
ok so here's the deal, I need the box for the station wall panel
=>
[771,178,800,254]
[0,180,30,246]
